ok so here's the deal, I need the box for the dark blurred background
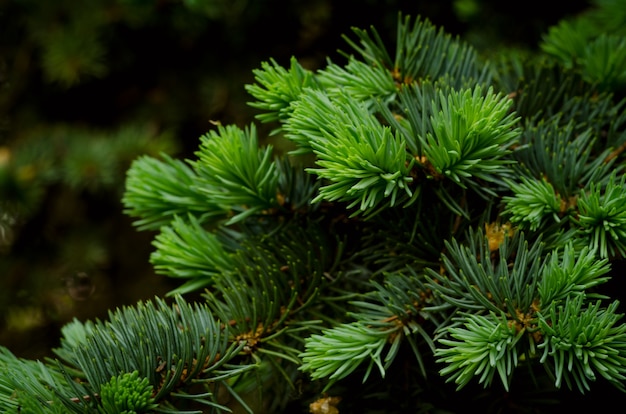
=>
[0,0,589,359]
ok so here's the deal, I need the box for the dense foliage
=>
[1,0,625,413]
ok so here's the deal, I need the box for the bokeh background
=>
[0,0,589,359]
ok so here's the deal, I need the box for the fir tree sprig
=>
[421,85,519,191]
[0,348,84,413]
[537,244,611,306]
[376,81,520,217]
[340,14,489,88]
[376,81,441,156]
[559,91,626,146]
[123,153,225,231]
[245,56,320,125]
[196,219,336,401]
[299,320,399,388]
[575,172,626,258]
[284,89,415,215]
[538,297,626,392]
[192,123,280,224]
[502,176,562,231]
[541,18,626,91]
[502,116,621,239]
[580,34,626,91]
[150,214,236,295]
[51,296,253,412]
[425,229,544,317]
[428,226,623,392]
[98,371,157,414]
[512,119,612,198]
[299,272,437,390]
[435,312,522,391]
[540,20,588,70]
[504,60,588,121]
[317,59,397,107]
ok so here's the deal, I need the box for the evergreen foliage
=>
[99,371,157,414]
[2,1,626,412]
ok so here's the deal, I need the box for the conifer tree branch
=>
[193,124,281,224]
[245,56,320,126]
[5,5,626,412]
[123,153,227,231]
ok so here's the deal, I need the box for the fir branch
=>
[589,96,626,151]
[341,14,488,88]
[541,20,626,91]
[193,123,280,224]
[338,17,393,71]
[422,85,519,191]
[197,219,334,400]
[428,226,619,393]
[380,82,520,220]
[203,222,330,333]
[236,217,333,305]
[150,214,236,295]
[581,34,626,91]
[436,312,522,391]
[98,371,157,414]
[394,13,489,87]
[12,6,626,412]
[123,153,224,231]
[511,118,614,199]
[502,176,563,231]
[281,87,338,155]
[376,80,440,156]
[540,20,589,70]
[52,296,251,410]
[203,266,294,346]
[0,347,97,413]
[538,297,626,392]
[245,56,320,125]
[575,172,626,258]
[317,59,397,107]
[285,89,415,215]
[488,48,531,96]
[556,91,625,149]
[299,320,401,388]
[426,229,544,319]
[537,244,611,306]
[507,60,588,121]
[363,272,440,367]
[300,271,438,391]
[203,267,305,408]
[275,156,320,213]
